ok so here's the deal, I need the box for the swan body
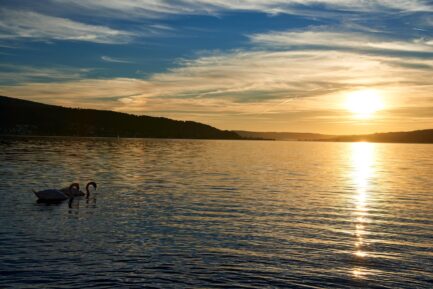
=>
[34,183,79,201]
[34,189,68,201]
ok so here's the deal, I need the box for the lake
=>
[0,137,432,288]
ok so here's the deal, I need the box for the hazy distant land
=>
[317,130,433,144]
[1,96,432,143]
[235,131,336,141]
[236,130,433,143]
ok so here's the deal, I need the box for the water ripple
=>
[0,137,432,288]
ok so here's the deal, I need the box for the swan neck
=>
[86,182,96,199]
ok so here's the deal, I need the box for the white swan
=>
[85,182,97,199]
[33,183,78,201]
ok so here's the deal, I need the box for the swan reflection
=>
[68,194,98,210]
[350,142,375,278]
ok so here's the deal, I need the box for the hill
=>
[235,130,336,141]
[320,129,433,144]
[0,96,241,140]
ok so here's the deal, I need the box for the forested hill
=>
[0,96,242,140]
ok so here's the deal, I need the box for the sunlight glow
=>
[350,142,376,273]
[352,269,365,278]
[351,142,374,198]
[345,89,384,119]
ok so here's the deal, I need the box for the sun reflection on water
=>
[350,142,375,278]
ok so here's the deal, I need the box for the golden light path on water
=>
[1,138,433,288]
[350,142,375,278]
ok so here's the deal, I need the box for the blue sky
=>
[0,0,432,133]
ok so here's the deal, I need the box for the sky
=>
[0,0,432,134]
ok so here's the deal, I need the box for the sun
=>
[345,89,384,119]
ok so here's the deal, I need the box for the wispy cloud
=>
[2,21,431,110]
[1,1,429,45]
[2,49,431,110]
[249,29,433,53]
[1,45,431,133]
[101,56,132,63]
[0,9,133,43]
[0,78,145,110]
[0,64,91,85]
[52,0,433,18]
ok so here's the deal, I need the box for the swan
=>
[34,183,78,201]
[85,181,97,199]
[68,182,97,208]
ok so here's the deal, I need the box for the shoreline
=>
[1,134,432,144]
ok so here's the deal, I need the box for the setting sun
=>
[345,89,384,119]
[1,1,433,288]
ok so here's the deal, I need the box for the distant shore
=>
[2,133,433,144]
[1,96,432,144]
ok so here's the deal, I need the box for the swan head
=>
[86,182,97,190]
[69,183,80,193]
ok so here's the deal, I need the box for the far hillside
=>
[235,130,336,141]
[320,129,433,144]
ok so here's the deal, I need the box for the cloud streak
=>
[0,9,133,43]
[52,0,433,18]
[1,1,430,45]
[0,64,92,85]
[101,56,132,63]
[250,29,433,53]
[1,25,431,111]
[2,48,431,110]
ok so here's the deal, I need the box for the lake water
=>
[0,137,432,288]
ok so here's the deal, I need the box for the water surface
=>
[0,137,432,288]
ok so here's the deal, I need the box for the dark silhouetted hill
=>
[0,96,242,140]
[235,130,336,141]
[320,129,433,144]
